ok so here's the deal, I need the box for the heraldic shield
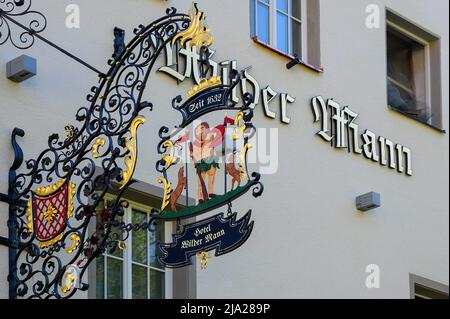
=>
[26,179,76,248]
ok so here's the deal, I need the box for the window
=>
[386,10,443,130]
[414,284,449,299]
[410,274,449,299]
[95,197,166,299]
[251,0,305,57]
[387,27,429,122]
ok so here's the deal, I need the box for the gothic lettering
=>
[311,95,413,175]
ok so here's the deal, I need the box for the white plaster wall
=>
[0,0,448,299]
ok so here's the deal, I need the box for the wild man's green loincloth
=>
[195,156,220,174]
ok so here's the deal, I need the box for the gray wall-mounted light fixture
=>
[356,192,381,212]
[7,55,37,82]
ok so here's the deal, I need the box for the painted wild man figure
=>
[189,117,235,203]
[172,116,239,205]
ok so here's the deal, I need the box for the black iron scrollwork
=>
[1,1,265,298]
[1,5,191,299]
[0,0,47,49]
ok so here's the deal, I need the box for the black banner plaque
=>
[158,211,254,268]
[177,86,229,127]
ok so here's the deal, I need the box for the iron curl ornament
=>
[0,0,47,49]
[0,2,264,299]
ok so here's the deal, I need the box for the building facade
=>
[0,0,448,299]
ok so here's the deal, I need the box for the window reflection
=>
[257,0,270,44]
[276,12,288,53]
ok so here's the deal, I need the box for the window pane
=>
[150,269,165,299]
[132,264,148,299]
[106,257,123,299]
[386,28,427,120]
[132,209,147,264]
[277,0,288,13]
[257,2,270,44]
[104,200,123,258]
[276,13,289,53]
[96,256,105,299]
[150,221,165,269]
[291,0,301,19]
[291,19,302,57]
[415,284,449,299]
[109,216,123,258]
[387,30,414,89]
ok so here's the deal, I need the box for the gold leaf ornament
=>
[196,251,212,269]
[61,273,76,293]
[239,143,252,181]
[187,76,222,97]
[172,3,213,49]
[65,234,81,254]
[42,203,59,224]
[158,177,173,211]
[120,116,146,189]
[232,112,247,141]
[162,140,177,170]
[60,265,81,294]
[92,138,106,158]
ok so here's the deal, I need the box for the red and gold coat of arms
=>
[26,179,76,248]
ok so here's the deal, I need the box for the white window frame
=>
[253,0,308,59]
[387,20,432,120]
[97,195,172,299]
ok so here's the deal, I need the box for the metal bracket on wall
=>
[0,0,264,300]
[0,0,194,299]
[0,3,104,77]
[286,54,301,69]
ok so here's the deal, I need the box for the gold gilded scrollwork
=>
[67,182,76,219]
[120,116,146,189]
[190,25,214,48]
[39,233,64,249]
[158,139,177,212]
[172,3,213,49]
[238,143,252,181]
[158,177,173,211]
[26,198,33,234]
[162,140,177,170]
[60,265,80,293]
[196,251,212,269]
[65,124,76,141]
[188,76,222,97]
[92,138,106,158]
[65,234,81,254]
[35,179,66,196]
[60,273,76,293]
[232,112,247,141]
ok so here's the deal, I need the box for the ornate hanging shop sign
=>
[0,1,263,299]
[150,5,263,269]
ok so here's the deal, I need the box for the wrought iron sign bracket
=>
[0,1,264,299]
